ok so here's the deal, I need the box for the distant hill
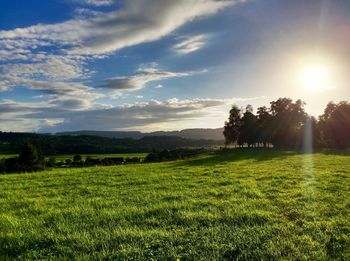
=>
[56,128,224,141]
[0,132,223,155]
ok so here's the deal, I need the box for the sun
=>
[300,63,334,92]
[302,65,329,90]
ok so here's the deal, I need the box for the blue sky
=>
[1,0,350,132]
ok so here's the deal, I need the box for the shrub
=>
[46,158,56,167]
[125,157,141,163]
[0,144,46,173]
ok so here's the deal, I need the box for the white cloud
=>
[72,0,114,6]
[0,76,101,102]
[0,96,261,132]
[99,63,203,95]
[1,55,89,81]
[74,8,103,18]
[173,34,208,54]
[0,0,237,55]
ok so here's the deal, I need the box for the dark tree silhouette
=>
[238,105,258,147]
[0,143,45,173]
[223,105,241,146]
[18,144,40,166]
[224,98,311,149]
[269,98,307,148]
[73,154,82,162]
[256,106,272,147]
[319,101,350,149]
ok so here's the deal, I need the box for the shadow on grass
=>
[178,148,297,167]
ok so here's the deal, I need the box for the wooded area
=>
[224,98,350,149]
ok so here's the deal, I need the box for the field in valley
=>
[0,154,17,159]
[0,153,148,161]
[0,150,349,259]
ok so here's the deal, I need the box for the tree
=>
[46,157,56,167]
[73,154,83,166]
[269,98,307,148]
[238,105,258,147]
[18,143,40,166]
[256,106,272,147]
[73,154,82,162]
[319,101,350,149]
[223,105,241,146]
[0,143,45,173]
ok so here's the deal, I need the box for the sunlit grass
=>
[0,154,17,159]
[0,150,349,259]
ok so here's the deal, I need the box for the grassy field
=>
[0,154,17,159]
[0,153,148,161]
[0,150,349,259]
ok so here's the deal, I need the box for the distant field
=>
[0,153,148,161]
[0,154,17,159]
[48,153,148,161]
[0,150,349,259]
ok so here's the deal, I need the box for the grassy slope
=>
[0,150,349,260]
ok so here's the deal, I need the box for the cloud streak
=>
[72,0,114,6]
[0,0,237,55]
[0,96,258,132]
[99,63,200,95]
[173,34,208,54]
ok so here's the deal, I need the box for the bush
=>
[65,159,72,165]
[73,154,82,162]
[19,144,41,166]
[85,157,100,166]
[125,157,141,163]
[144,148,209,163]
[46,158,56,167]
[73,154,83,166]
[0,144,46,174]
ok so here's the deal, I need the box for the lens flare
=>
[302,117,316,217]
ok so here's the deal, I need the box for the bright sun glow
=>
[303,65,328,88]
[301,63,334,92]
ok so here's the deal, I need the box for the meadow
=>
[0,154,17,159]
[0,150,349,260]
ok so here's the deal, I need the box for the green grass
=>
[0,154,17,159]
[0,150,349,260]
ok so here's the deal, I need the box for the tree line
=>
[223,98,350,149]
[0,145,210,174]
[0,144,144,173]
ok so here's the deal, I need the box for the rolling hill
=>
[56,128,224,141]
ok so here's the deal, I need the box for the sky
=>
[1,0,350,133]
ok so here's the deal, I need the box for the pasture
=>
[0,154,17,159]
[0,150,349,259]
